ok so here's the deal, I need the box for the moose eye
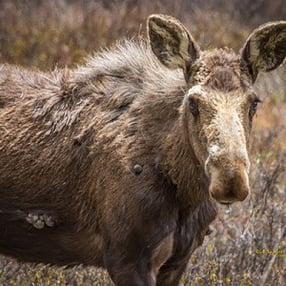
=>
[188,96,199,116]
[249,97,261,118]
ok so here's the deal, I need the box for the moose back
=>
[0,14,285,286]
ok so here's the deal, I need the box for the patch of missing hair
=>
[190,48,251,91]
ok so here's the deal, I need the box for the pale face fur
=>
[185,85,253,203]
[184,50,257,203]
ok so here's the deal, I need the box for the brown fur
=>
[0,15,285,285]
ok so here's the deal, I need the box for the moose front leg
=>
[156,259,190,286]
[156,226,213,286]
[103,233,174,286]
[104,249,154,286]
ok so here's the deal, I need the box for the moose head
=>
[148,15,286,204]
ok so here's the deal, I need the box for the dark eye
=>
[189,96,199,116]
[249,98,261,118]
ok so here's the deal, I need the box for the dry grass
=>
[0,0,285,285]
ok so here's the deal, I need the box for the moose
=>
[0,14,285,285]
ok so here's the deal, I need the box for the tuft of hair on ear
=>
[241,21,286,82]
[147,14,200,81]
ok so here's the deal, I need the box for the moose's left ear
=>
[241,21,286,82]
[147,14,200,81]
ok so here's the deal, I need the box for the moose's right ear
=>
[241,21,286,82]
[147,14,200,81]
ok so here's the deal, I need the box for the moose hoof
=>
[26,211,56,229]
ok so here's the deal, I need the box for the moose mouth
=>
[214,193,249,206]
[218,201,234,206]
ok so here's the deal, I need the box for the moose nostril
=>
[210,188,249,204]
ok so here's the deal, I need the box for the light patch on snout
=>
[187,85,205,97]
[205,104,251,174]
[208,144,221,157]
[204,144,221,177]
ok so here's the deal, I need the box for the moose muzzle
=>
[207,158,250,204]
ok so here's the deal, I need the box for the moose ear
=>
[241,21,286,82]
[147,14,200,81]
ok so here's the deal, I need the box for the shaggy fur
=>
[0,40,216,283]
[0,14,285,286]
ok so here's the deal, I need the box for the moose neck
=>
[134,73,210,210]
[158,106,210,210]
